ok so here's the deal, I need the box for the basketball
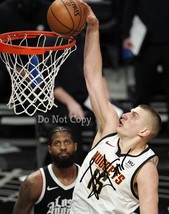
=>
[47,0,87,37]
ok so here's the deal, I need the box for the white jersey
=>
[71,133,156,214]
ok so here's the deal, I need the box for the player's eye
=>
[53,141,61,147]
[64,140,72,145]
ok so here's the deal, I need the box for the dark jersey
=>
[33,164,80,214]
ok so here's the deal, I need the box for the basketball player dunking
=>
[70,2,161,214]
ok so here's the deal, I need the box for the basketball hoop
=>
[0,31,77,116]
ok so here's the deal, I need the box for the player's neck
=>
[52,164,77,185]
[119,138,147,155]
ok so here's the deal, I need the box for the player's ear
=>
[138,128,150,137]
[74,142,78,152]
[48,145,52,154]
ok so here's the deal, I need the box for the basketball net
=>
[0,31,77,116]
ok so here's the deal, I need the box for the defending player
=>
[13,126,80,214]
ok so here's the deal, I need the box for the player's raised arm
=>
[82,2,119,142]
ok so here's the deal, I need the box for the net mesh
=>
[0,32,77,116]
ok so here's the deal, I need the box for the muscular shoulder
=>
[21,169,43,201]
[135,160,159,194]
[25,170,42,184]
[135,160,159,212]
[138,160,158,177]
[13,169,43,213]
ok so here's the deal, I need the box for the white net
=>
[0,32,77,116]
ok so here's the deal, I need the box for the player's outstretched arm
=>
[82,2,119,144]
[13,171,42,214]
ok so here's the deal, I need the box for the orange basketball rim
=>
[0,31,77,116]
[0,31,76,54]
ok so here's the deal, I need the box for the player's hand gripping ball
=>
[47,0,87,37]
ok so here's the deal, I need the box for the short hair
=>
[139,104,162,139]
[48,126,76,145]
